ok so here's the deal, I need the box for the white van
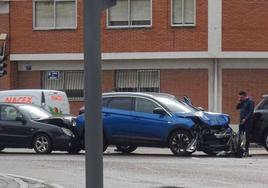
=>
[0,89,70,115]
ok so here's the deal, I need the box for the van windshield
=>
[19,105,51,119]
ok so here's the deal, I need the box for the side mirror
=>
[16,116,25,123]
[153,107,166,116]
[197,107,205,111]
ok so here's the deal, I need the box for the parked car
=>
[0,103,79,154]
[252,95,268,151]
[76,92,240,156]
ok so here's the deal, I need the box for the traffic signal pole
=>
[83,0,103,188]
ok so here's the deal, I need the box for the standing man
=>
[236,91,255,156]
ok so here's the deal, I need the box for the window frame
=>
[106,96,134,111]
[115,69,160,92]
[171,0,196,27]
[0,105,23,122]
[33,0,77,30]
[134,96,161,114]
[106,0,153,29]
[42,70,84,101]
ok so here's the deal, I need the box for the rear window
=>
[107,97,132,111]
[256,98,268,110]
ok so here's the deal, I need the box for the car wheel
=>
[33,134,52,154]
[0,146,5,152]
[115,145,137,154]
[169,130,193,156]
[103,136,108,152]
[263,132,268,152]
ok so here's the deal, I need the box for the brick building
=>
[1,0,268,123]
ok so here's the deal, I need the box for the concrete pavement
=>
[0,174,64,188]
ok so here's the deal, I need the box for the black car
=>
[0,103,79,154]
[252,95,268,151]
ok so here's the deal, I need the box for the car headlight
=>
[72,119,77,127]
[61,128,75,138]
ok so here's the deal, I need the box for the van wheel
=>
[169,130,193,156]
[115,145,137,154]
[33,134,52,154]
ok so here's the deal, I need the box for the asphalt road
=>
[0,147,268,188]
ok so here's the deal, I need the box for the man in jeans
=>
[236,91,255,156]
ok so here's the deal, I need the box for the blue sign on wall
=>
[47,71,60,80]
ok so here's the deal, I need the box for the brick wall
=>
[222,69,268,124]
[10,0,207,54]
[102,0,208,52]
[223,0,268,51]
[160,69,209,109]
[17,71,41,89]
[102,70,114,92]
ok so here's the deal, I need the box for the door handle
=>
[104,113,111,117]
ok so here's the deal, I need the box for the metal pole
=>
[83,0,103,188]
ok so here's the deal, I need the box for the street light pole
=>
[83,0,103,188]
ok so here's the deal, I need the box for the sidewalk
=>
[0,174,64,188]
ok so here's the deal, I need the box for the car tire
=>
[169,130,193,156]
[103,136,108,152]
[115,145,137,154]
[33,134,52,154]
[0,146,5,152]
[263,131,268,152]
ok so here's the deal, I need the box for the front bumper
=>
[52,135,80,151]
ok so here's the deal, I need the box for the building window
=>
[34,0,77,30]
[42,71,84,100]
[171,0,195,26]
[115,70,159,92]
[107,0,152,28]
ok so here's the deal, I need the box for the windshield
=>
[155,95,197,114]
[18,105,51,119]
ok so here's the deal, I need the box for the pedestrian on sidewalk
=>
[236,91,255,156]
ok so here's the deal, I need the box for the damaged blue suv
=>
[76,92,235,156]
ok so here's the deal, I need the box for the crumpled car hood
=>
[174,111,230,127]
[36,115,75,128]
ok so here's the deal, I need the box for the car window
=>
[135,97,160,114]
[257,98,268,110]
[0,106,23,121]
[107,97,132,111]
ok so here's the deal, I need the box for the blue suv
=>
[76,92,233,156]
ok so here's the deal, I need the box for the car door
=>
[130,97,172,145]
[103,96,135,143]
[0,105,33,147]
[253,98,268,142]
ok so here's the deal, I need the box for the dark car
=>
[76,92,241,156]
[0,103,79,154]
[252,95,268,151]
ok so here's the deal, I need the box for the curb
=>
[3,173,65,188]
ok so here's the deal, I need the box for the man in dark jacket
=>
[236,91,254,156]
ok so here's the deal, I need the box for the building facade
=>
[1,0,268,123]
